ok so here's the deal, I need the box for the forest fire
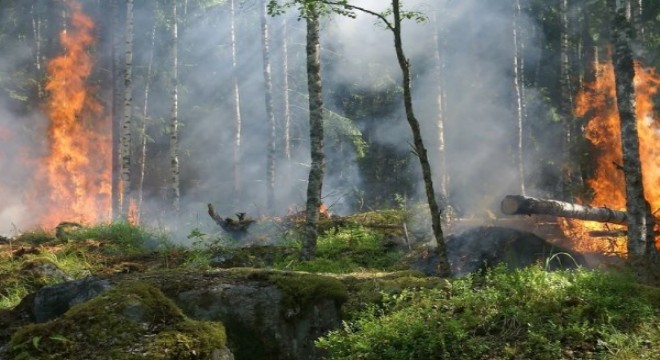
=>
[560,61,660,255]
[29,0,111,229]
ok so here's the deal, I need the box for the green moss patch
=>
[7,282,227,360]
[269,272,349,314]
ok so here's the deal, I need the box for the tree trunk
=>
[559,0,575,199]
[169,0,181,215]
[610,6,655,256]
[230,0,243,206]
[431,11,447,199]
[501,194,629,224]
[392,0,450,277]
[111,0,122,220]
[301,7,324,261]
[281,15,292,161]
[136,19,157,224]
[31,3,44,100]
[260,0,276,211]
[120,0,134,220]
[512,0,526,195]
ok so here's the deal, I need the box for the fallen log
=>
[501,195,628,225]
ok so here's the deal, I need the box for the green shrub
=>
[317,266,660,359]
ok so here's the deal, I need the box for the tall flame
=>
[31,0,111,228]
[562,61,660,254]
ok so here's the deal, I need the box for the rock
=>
[173,270,346,360]
[22,259,73,284]
[7,282,232,360]
[403,226,587,276]
[32,276,113,322]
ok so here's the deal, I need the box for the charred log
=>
[55,222,83,240]
[501,195,628,225]
[207,203,255,238]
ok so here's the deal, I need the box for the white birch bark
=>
[169,0,181,214]
[513,0,526,195]
[120,0,134,220]
[136,20,157,224]
[260,0,276,211]
[230,0,243,205]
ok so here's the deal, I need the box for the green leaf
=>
[31,336,41,350]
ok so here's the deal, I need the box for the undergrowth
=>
[273,225,402,273]
[317,266,660,359]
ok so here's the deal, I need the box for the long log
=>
[501,195,628,225]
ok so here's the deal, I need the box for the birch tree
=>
[260,0,277,211]
[512,0,525,195]
[431,11,448,200]
[169,0,181,215]
[559,0,574,198]
[136,19,157,223]
[120,0,134,220]
[230,0,243,205]
[281,15,292,160]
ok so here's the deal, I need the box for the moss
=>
[269,272,348,315]
[7,281,227,360]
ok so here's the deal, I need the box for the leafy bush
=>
[317,266,660,359]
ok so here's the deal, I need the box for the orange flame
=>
[562,61,660,254]
[30,0,111,228]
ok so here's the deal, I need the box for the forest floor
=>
[0,210,658,359]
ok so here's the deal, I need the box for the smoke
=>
[0,0,558,238]
[323,0,546,216]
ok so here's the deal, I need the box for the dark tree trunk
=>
[392,0,450,277]
[301,7,324,261]
[610,7,655,256]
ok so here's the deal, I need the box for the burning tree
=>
[30,0,112,229]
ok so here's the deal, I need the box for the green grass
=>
[273,225,402,273]
[317,266,660,359]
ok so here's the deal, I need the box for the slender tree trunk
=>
[260,0,276,211]
[31,3,44,100]
[431,11,447,199]
[169,0,181,215]
[120,0,134,220]
[513,0,526,195]
[281,15,292,160]
[230,0,243,206]
[392,0,450,277]
[136,20,157,224]
[111,0,122,220]
[610,6,655,257]
[301,7,324,261]
[559,0,574,199]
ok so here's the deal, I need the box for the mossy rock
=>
[269,272,349,316]
[7,282,230,360]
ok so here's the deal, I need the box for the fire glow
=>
[30,0,111,229]
[560,61,660,254]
